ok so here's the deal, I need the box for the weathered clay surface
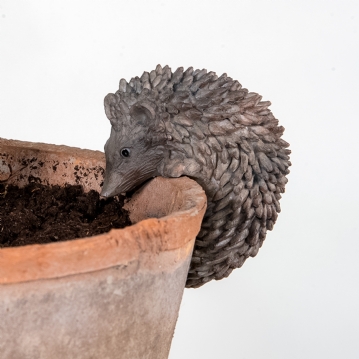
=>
[0,138,206,359]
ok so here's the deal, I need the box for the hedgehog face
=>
[101,98,166,197]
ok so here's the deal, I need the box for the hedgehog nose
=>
[100,188,120,198]
[100,185,117,198]
[99,191,111,199]
[100,187,112,199]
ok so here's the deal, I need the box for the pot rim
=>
[0,138,207,285]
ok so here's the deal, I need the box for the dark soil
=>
[0,183,131,248]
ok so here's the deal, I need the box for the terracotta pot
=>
[0,138,206,359]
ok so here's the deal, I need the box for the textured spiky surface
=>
[103,65,291,288]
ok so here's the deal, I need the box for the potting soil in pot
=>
[0,182,131,248]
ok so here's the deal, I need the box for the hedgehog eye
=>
[121,148,131,158]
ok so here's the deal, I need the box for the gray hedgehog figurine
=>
[101,65,291,288]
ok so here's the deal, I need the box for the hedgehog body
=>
[101,65,291,288]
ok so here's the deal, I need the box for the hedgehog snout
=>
[100,170,125,198]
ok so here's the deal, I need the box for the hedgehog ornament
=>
[101,65,291,288]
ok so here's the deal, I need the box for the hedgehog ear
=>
[104,93,123,130]
[104,93,116,121]
[130,102,156,125]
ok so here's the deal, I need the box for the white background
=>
[1,1,359,358]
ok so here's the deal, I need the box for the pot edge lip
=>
[0,137,105,159]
